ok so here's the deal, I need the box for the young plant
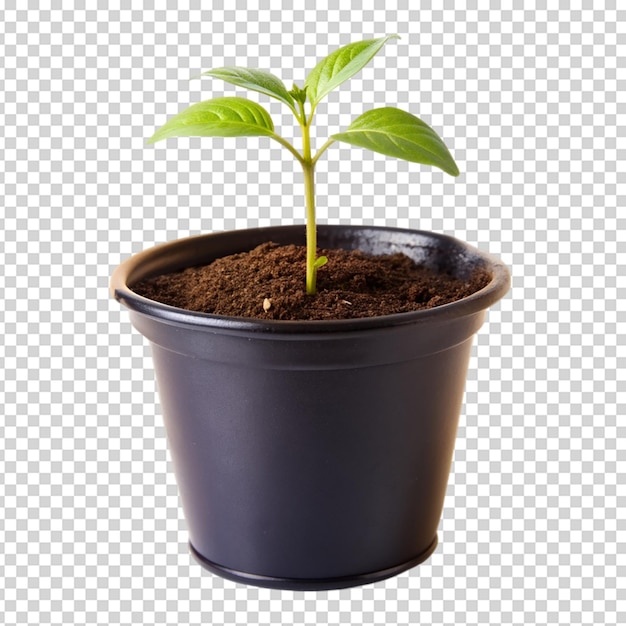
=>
[148,35,459,295]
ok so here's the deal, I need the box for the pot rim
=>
[110,224,511,334]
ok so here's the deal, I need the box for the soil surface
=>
[132,242,491,321]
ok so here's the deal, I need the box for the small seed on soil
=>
[263,298,272,311]
[341,300,352,305]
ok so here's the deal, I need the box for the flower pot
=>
[110,224,510,590]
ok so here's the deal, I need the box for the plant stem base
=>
[189,535,438,591]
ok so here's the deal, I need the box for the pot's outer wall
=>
[111,225,511,588]
[148,332,474,580]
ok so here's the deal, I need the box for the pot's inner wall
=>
[317,227,488,282]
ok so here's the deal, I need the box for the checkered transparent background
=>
[1,2,624,625]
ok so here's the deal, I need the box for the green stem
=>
[299,105,318,295]
[303,159,317,295]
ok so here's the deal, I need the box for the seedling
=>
[148,35,459,295]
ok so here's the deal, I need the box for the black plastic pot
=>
[110,225,510,591]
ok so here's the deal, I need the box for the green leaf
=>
[201,67,295,111]
[331,107,460,176]
[304,35,399,107]
[313,255,328,270]
[147,97,275,144]
[289,84,307,105]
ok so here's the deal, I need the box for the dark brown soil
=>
[132,242,491,321]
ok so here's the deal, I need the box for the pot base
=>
[189,535,439,591]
